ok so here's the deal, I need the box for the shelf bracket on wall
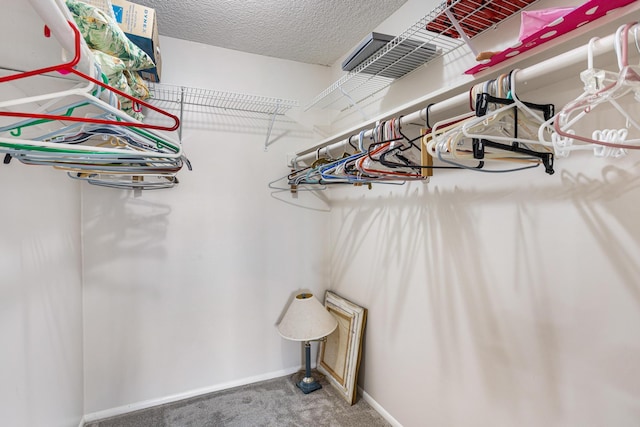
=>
[264,100,280,151]
[443,8,479,57]
[178,86,184,142]
[338,87,368,121]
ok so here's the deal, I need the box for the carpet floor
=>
[85,371,391,427]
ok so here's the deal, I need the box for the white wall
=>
[5,0,640,425]
[0,165,83,427]
[81,37,333,413]
[327,156,640,427]
[0,166,84,427]
[310,1,640,426]
[0,2,85,426]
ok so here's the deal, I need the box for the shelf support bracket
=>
[178,86,184,142]
[264,100,280,151]
[338,87,367,121]
[443,9,479,58]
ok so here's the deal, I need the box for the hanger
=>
[465,78,555,170]
[377,114,460,173]
[0,118,190,181]
[431,77,552,173]
[460,93,554,148]
[337,128,376,182]
[355,119,424,180]
[0,21,180,132]
[552,22,640,151]
[456,72,555,172]
[67,171,179,190]
[0,101,93,137]
[0,122,184,162]
[0,9,187,189]
[282,145,348,187]
[536,37,606,157]
[0,22,188,176]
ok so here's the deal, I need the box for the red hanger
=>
[0,21,179,132]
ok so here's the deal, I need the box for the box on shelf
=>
[111,0,162,82]
[76,0,161,81]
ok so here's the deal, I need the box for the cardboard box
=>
[111,0,162,82]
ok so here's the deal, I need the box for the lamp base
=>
[296,376,322,394]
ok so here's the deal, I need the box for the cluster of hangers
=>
[279,69,556,191]
[276,21,640,192]
[283,119,428,190]
[426,68,555,175]
[0,13,189,190]
[541,21,640,158]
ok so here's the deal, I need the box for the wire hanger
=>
[67,171,179,190]
[355,119,425,181]
[377,115,460,173]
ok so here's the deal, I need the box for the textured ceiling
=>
[128,0,408,66]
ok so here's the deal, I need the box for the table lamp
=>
[277,292,338,394]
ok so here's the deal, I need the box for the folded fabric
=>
[79,0,117,21]
[66,0,155,72]
[91,49,149,120]
[91,49,127,77]
[124,69,150,100]
[117,71,149,121]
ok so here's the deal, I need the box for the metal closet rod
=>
[293,29,625,167]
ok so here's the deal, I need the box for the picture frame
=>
[317,291,367,405]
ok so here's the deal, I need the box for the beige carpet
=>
[86,371,391,427]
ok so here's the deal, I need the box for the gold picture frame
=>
[318,291,367,405]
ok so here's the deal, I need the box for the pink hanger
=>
[0,21,179,132]
[553,22,640,150]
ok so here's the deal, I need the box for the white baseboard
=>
[359,387,403,427]
[83,366,301,424]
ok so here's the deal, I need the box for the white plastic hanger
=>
[551,22,640,151]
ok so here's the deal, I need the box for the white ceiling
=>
[128,0,408,66]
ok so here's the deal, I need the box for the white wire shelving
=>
[147,83,299,148]
[303,0,539,113]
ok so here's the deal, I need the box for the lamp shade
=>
[277,293,338,341]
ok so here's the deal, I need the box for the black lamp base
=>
[297,377,322,394]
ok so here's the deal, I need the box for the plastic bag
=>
[519,7,575,41]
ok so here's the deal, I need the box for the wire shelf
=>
[146,83,298,148]
[303,0,539,112]
[147,83,299,116]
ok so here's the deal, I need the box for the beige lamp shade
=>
[277,293,338,341]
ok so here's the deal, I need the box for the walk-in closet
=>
[3,0,640,426]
